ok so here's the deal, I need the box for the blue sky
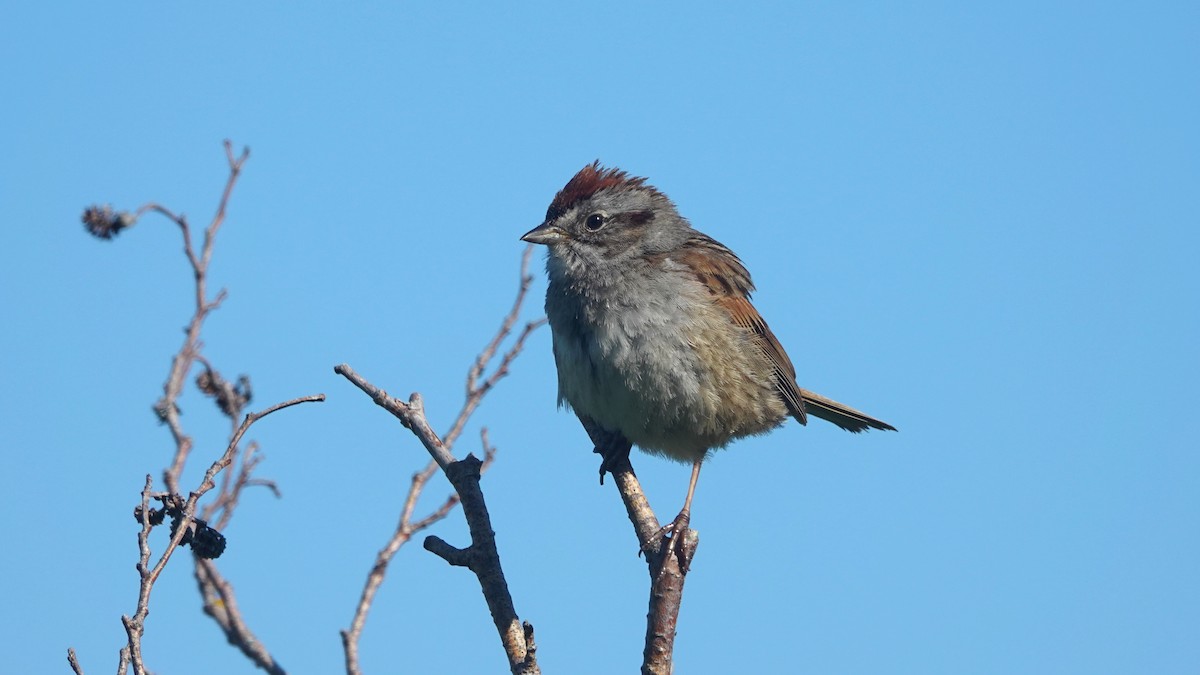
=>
[2,3,1197,673]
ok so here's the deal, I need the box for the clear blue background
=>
[2,3,1196,673]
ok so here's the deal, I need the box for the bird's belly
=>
[552,298,786,462]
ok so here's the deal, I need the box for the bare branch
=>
[336,377,457,469]
[67,648,84,675]
[585,426,697,674]
[150,141,250,497]
[120,475,156,674]
[336,248,544,675]
[443,243,546,449]
[85,137,324,675]
[421,453,538,675]
[343,429,503,671]
[203,441,271,532]
[120,394,323,674]
[465,245,535,398]
[338,367,538,674]
[195,559,286,675]
[341,453,465,675]
[342,444,494,675]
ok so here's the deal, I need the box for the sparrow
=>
[522,162,895,553]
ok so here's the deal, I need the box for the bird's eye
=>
[584,213,606,231]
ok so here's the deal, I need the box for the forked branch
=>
[336,246,544,675]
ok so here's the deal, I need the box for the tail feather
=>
[797,389,896,433]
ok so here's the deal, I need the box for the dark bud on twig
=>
[170,513,227,559]
[236,375,253,407]
[161,493,186,515]
[168,513,188,544]
[195,369,217,395]
[134,493,227,558]
[133,505,166,526]
[196,369,253,418]
[153,400,179,423]
[190,522,227,559]
[81,204,134,240]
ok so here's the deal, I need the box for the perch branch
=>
[586,425,698,675]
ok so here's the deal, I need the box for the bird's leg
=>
[650,458,702,571]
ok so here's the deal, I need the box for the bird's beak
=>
[521,221,567,245]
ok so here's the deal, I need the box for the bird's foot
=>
[592,435,633,485]
[646,508,693,573]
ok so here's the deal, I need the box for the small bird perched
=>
[521,162,895,552]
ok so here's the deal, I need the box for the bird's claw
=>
[645,509,693,573]
[593,439,633,485]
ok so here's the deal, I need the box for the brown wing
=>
[675,234,897,433]
[675,234,809,425]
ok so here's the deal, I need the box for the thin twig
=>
[67,647,85,675]
[203,444,279,532]
[195,559,286,675]
[443,244,546,449]
[154,142,249,496]
[340,432,498,675]
[120,475,156,674]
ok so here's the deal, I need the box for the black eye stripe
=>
[624,210,654,226]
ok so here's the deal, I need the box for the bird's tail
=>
[798,389,896,433]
